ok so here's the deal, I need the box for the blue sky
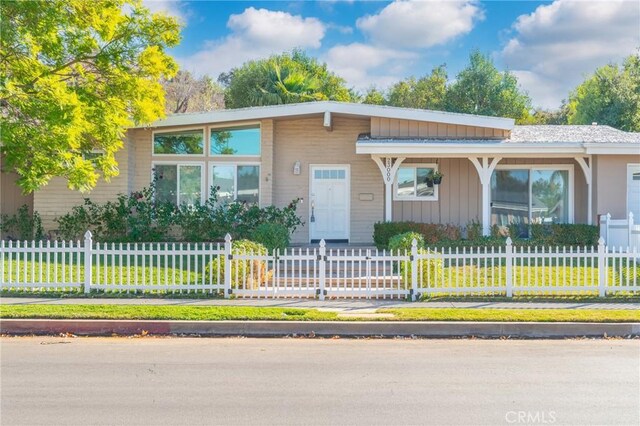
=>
[144,0,640,109]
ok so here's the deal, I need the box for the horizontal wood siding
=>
[273,116,381,244]
[0,155,34,218]
[33,139,131,232]
[371,117,509,139]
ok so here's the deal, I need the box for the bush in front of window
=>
[374,221,600,250]
[253,223,290,252]
[176,190,303,243]
[55,184,177,242]
[205,239,271,289]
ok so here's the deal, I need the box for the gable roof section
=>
[139,101,515,131]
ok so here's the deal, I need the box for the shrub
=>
[0,205,45,240]
[55,185,177,242]
[374,222,463,249]
[253,223,290,251]
[529,224,599,246]
[175,187,303,242]
[205,240,271,289]
[388,231,442,290]
[388,232,424,253]
[373,222,417,249]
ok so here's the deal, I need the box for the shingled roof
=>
[357,125,639,144]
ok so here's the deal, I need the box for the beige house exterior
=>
[2,102,639,244]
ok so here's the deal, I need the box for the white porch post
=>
[470,156,502,236]
[372,156,405,222]
[576,156,593,225]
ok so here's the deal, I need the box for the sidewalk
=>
[2,297,639,311]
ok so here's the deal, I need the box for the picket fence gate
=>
[1,231,639,299]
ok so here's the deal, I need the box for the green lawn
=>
[1,304,639,323]
[1,255,638,295]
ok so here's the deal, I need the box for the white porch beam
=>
[373,155,405,222]
[470,156,502,236]
[575,156,593,225]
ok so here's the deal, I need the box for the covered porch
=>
[358,139,594,236]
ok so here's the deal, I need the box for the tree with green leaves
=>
[387,65,447,110]
[567,53,640,131]
[223,50,353,108]
[445,51,532,123]
[361,87,386,105]
[162,70,224,114]
[1,0,180,192]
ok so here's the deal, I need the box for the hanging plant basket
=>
[429,170,444,185]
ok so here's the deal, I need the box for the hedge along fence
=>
[373,221,600,250]
[1,232,639,299]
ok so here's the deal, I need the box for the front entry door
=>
[310,165,349,242]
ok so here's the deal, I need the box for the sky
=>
[143,0,640,110]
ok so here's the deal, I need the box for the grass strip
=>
[0,305,338,321]
[379,308,640,323]
[1,305,639,322]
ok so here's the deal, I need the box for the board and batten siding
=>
[594,154,640,219]
[370,117,509,139]
[272,116,382,244]
[393,157,589,226]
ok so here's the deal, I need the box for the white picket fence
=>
[600,212,640,250]
[1,231,639,299]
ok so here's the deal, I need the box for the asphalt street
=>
[1,337,638,425]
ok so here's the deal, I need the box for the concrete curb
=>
[2,319,639,338]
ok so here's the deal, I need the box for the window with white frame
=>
[153,163,203,206]
[394,164,438,201]
[210,125,260,156]
[153,129,204,155]
[210,164,260,204]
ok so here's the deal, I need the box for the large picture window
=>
[210,164,260,204]
[153,129,204,155]
[153,163,203,206]
[491,166,572,237]
[210,125,260,156]
[394,164,438,201]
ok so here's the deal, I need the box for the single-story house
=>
[1,101,639,243]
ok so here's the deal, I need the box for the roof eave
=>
[356,142,586,156]
[132,101,515,131]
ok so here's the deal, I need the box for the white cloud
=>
[500,0,640,109]
[178,7,325,77]
[356,0,483,48]
[143,0,189,23]
[325,43,416,90]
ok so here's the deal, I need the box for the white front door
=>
[310,165,350,241]
[627,164,640,219]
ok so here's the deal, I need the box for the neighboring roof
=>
[356,125,640,156]
[140,101,515,131]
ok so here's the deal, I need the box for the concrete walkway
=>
[2,297,639,311]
